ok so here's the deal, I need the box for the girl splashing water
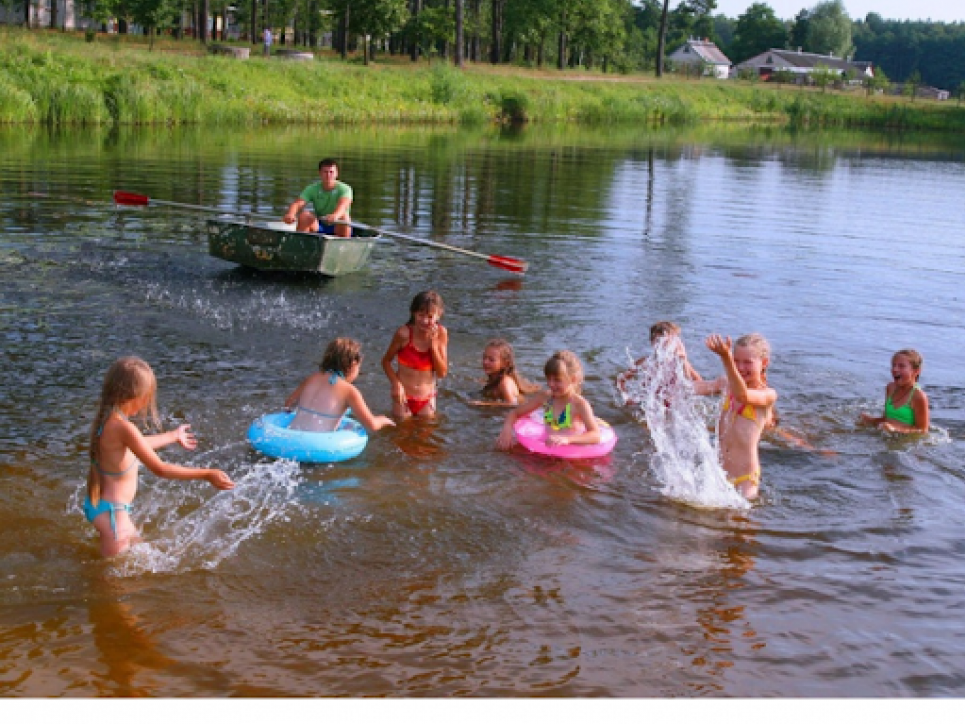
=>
[85,357,234,557]
[695,333,778,501]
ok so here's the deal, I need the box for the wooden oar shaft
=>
[113,190,277,221]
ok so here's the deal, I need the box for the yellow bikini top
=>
[723,393,759,422]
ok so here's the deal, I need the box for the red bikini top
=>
[398,325,433,372]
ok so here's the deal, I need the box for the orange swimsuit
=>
[398,325,435,414]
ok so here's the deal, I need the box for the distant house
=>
[891,84,950,101]
[735,48,873,83]
[667,38,732,79]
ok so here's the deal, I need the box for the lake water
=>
[1,124,964,697]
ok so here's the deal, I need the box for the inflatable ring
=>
[513,410,617,459]
[247,411,368,463]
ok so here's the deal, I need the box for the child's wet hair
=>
[893,348,923,379]
[88,357,159,506]
[407,290,444,324]
[320,338,362,375]
[544,350,584,393]
[483,339,539,398]
[649,321,681,344]
[318,157,339,171]
[735,333,771,384]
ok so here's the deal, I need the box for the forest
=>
[3,0,964,92]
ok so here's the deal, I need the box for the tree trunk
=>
[250,0,258,42]
[200,0,209,43]
[557,6,566,70]
[454,0,463,67]
[340,4,349,59]
[469,0,481,61]
[409,0,421,62]
[49,0,57,29]
[490,0,502,64]
[656,0,669,77]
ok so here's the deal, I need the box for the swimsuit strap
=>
[92,410,138,476]
[327,370,344,385]
[295,404,343,420]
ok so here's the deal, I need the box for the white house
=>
[667,38,732,79]
[0,0,87,30]
[735,48,874,82]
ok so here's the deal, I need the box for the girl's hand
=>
[392,381,406,404]
[374,415,396,430]
[496,425,516,451]
[546,434,570,447]
[175,424,198,450]
[878,421,899,433]
[705,334,733,358]
[206,470,235,490]
[858,413,876,426]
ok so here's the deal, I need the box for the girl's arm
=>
[693,376,725,396]
[497,376,520,405]
[706,335,777,408]
[346,386,395,433]
[683,360,703,382]
[120,421,234,490]
[496,391,549,449]
[429,325,449,378]
[143,425,197,452]
[880,388,930,434]
[381,328,407,403]
[547,397,602,446]
[858,386,890,426]
[284,375,312,411]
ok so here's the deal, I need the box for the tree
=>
[958,80,965,105]
[904,69,922,101]
[810,63,837,92]
[789,8,809,51]
[728,2,787,64]
[805,0,852,58]
[454,0,463,66]
[863,66,889,96]
[655,0,669,77]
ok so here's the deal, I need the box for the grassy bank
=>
[2,28,964,131]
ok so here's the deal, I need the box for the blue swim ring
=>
[247,411,368,463]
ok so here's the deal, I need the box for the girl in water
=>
[382,290,449,419]
[85,357,234,557]
[695,333,778,501]
[476,338,539,405]
[286,338,395,433]
[858,349,929,434]
[496,350,602,449]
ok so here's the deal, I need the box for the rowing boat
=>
[207,218,379,275]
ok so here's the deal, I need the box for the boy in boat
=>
[283,158,353,237]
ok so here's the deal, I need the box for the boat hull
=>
[207,218,378,275]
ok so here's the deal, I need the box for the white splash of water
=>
[110,458,305,576]
[622,338,749,510]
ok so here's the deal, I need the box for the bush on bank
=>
[1,28,964,132]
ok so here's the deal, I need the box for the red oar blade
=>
[487,255,528,275]
[113,190,150,206]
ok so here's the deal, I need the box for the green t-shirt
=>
[299,180,353,217]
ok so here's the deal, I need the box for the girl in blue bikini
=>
[85,357,234,558]
[496,350,602,450]
[859,349,930,434]
[286,338,395,433]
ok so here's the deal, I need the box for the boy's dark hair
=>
[649,321,681,344]
[319,158,339,171]
[320,338,362,375]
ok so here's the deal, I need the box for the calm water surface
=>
[1,125,964,697]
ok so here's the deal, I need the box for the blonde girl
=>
[478,339,540,405]
[382,290,449,418]
[859,349,929,434]
[286,338,395,433]
[85,357,233,557]
[695,333,778,501]
[496,350,602,449]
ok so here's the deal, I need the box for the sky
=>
[709,0,964,23]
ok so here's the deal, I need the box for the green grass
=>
[2,28,964,132]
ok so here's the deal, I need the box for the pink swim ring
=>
[513,410,617,459]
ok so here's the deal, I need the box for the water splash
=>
[621,338,749,510]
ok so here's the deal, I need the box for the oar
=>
[112,190,278,221]
[336,220,528,275]
[114,190,529,275]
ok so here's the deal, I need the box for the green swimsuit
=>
[884,384,919,427]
